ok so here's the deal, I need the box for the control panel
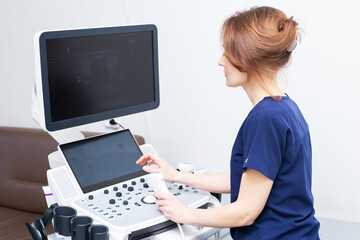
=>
[72,174,209,229]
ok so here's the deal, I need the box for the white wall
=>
[1,0,359,223]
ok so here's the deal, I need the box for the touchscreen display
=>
[59,130,145,193]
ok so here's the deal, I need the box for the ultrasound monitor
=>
[33,24,159,131]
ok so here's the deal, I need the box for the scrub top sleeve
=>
[242,113,287,181]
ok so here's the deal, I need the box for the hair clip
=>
[287,31,301,52]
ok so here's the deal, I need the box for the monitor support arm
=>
[47,129,85,144]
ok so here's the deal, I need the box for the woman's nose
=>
[218,55,225,66]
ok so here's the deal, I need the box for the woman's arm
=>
[137,153,230,193]
[173,171,230,194]
[155,168,273,228]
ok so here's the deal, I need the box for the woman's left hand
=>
[154,191,191,224]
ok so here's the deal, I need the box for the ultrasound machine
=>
[30,24,222,240]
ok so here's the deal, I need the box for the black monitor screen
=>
[39,25,159,131]
[59,130,146,193]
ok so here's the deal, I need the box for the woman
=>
[137,6,320,239]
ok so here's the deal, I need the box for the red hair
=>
[221,6,298,99]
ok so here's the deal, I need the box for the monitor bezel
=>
[37,24,159,131]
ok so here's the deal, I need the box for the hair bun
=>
[278,20,285,32]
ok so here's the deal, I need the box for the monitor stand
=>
[48,128,85,144]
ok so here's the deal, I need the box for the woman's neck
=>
[243,78,285,106]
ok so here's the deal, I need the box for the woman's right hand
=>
[136,153,179,182]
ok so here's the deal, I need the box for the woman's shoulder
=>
[244,97,293,130]
[251,97,290,118]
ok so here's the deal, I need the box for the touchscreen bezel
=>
[58,129,146,194]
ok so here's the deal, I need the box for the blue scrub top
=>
[230,95,320,239]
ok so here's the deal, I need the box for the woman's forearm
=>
[183,168,273,228]
[185,202,253,228]
[171,171,230,193]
